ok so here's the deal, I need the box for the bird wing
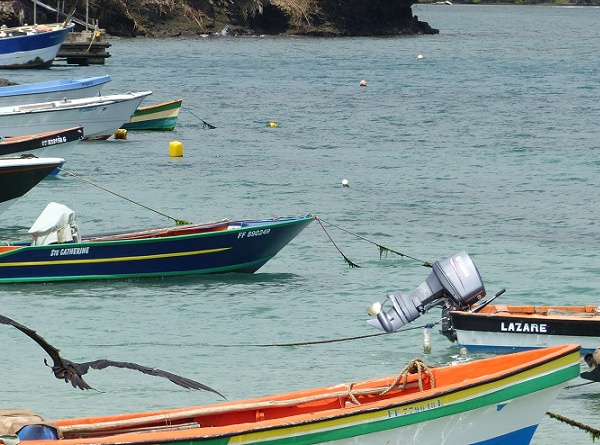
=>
[1,313,224,396]
[85,359,225,398]
[0,314,63,366]
[580,366,600,382]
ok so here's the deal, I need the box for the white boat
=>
[0,91,153,140]
[0,23,74,68]
[0,75,111,106]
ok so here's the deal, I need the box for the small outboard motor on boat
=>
[28,202,80,246]
[367,251,486,333]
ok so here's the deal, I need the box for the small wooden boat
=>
[0,127,83,161]
[121,99,183,131]
[0,156,64,215]
[0,203,314,283]
[0,92,152,140]
[449,304,600,354]
[0,75,111,106]
[1,344,581,445]
[0,23,74,68]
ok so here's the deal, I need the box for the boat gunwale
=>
[0,76,111,98]
[0,126,84,144]
[452,304,600,321]
[133,99,183,115]
[4,92,153,115]
[0,215,315,255]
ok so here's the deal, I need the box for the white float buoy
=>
[423,328,432,353]
[359,79,367,87]
[417,54,424,60]
[367,302,382,317]
[342,179,349,187]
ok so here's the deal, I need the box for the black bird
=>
[0,313,225,397]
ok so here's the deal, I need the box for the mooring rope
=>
[234,321,441,347]
[315,216,432,268]
[58,167,190,225]
[546,411,600,441]
[315,216,360,267]
[380,358,436,395]
[343,358,436,407]
[181,107,217,129]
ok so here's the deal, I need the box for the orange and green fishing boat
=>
[1,344,580,445]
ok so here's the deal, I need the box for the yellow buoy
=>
[269,122,278,127]
[169,140,183,157]
[114,128,127,140]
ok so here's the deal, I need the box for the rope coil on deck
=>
[345,358,436,406]
[380,358,436,395]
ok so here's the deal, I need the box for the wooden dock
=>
[56,29,111,65]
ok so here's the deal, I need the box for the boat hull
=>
[0,126,83,160]
[33,345,579,445]
[0,24,74,68]
[0,92,152,140]
[0,216,314,283]
[121,99,182,131]
[451,305,600,353]
[0,157,64,215]
[0,76,111,106]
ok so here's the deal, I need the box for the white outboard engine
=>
[367,251,486,333]
[28,202,80,246]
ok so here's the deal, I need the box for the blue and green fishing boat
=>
[0,202,313,283]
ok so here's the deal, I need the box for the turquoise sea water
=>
[1,5,599,443]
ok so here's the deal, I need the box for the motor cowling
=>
[367,251,486,333]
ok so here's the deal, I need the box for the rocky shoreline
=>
[0,0,439,38]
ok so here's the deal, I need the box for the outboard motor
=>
[367,251,486,333]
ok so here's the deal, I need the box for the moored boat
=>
[449,304,600,354]
[0,156,64,215]
[0,91,152,140]
[365,250,600,355]
[0,23,75,68]
[0,126,83,161]
[0,75,111,106]
[0,203,314,283]
[121,99,183,131]
[0,344,581,445]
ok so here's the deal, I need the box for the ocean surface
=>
[1,5,599,443]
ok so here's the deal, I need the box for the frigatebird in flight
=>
[0,313,224,398]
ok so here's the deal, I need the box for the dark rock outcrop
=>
[2,0,438,37]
